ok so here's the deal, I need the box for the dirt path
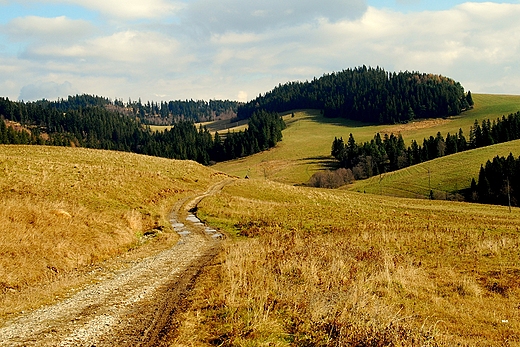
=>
[0,178,234,347]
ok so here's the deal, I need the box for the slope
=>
[348,139,520,198]
[0,145,229,321]
[214,93,520,185]
[175,178,520,346]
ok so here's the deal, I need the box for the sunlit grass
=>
[349,139,520,198]
[0,145,226,320]
[175,178,520,346]
[214,94,520,185]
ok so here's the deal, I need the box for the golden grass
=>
[174,179,520,346]
[0,145,227,320]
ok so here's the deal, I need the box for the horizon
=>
[1,1,520,102]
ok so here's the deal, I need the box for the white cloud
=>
[237,91,247,102]
[8,0,184,20]
[2,1,520,102]
[183,0,367,34]
[72,0,184,19]
[22,30,191,67]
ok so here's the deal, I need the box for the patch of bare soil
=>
[0,179,234,347]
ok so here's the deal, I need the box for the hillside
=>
[0,145,229,319]
[348,139,520,198]
[238,66,472,123]
[214,93,520,185]
[179,178,520,345]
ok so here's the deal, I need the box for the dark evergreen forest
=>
[26,94,240,125]
[331,112,520,181]
[470,154,520,207]
[0,97,283,165]
[238,66,473,123]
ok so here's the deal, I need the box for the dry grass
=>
[0,145,227,321]
[174,179,520,346]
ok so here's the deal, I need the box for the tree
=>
[466,91,474,107]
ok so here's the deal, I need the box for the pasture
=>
[175,178,520,346]
[213,94,520,186]
[0,145,225,320]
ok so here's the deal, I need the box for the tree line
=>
[0,97,284,165]
[238,66,473,123]
[21,94,241,125]
[331,111,520,180]
[470,154,520,207]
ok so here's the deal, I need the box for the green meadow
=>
[214,94,520,187]
[349,139,520,198]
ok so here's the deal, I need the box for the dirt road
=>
[0,178,234,347]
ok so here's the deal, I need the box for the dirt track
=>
[0,179,233,347]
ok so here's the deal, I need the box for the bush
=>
[308,168,354,188]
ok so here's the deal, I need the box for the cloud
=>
[21,29,192,70]
[2,1,520,103]
[7,0,184,20]
[183,0,367,34]
[3,16,95,43]
[69,0,184,19]
[237,91,247,102]
[18,81,78,101]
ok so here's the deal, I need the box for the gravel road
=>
[0,179,233,347]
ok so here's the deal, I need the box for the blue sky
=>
[1,1,519,101]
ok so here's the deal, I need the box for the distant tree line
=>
[0,97,284,165]
[128,98,240,125]
[331,111,520,180]
[470,154,520,206]
[22,94,241,125]
[238,66,473,124]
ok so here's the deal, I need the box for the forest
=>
[0,97,283,165]
[331,111,520,179]
[470,153,520,207]
[27,94,240,125]
[238,66,473,123]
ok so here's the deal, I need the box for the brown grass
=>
[0,145,227,321]
[173,179,520,346]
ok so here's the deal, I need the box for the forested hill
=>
[238,66,473,124]
[28,94,241,125]
[0,97,284,165]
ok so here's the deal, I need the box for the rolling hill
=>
[0,145,229,319]
[1,93,520,345]
[214,93,520,189]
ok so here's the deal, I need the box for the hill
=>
[214,93,520,185]
[0,145,228,318]
[348,139,520,198]
[238,66,472,123]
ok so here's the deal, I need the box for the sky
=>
[0,1,520,102]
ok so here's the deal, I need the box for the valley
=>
[1,92,520,345]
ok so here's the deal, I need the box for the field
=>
[1,94,520,345]
[0,145,227,320]
[175,178,520,346]
[213,94,520,185]
[151,118,249,134]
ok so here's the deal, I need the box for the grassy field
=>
[349,139,520,199]
[213,94,520,185]
[174,178,520,346]
[150,118,249,134]
[0,145,227,320]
